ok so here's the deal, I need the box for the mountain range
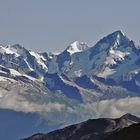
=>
[0,30,140,139]
[0,31,140,102]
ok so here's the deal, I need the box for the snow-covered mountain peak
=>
[107,30,130,46]
[0,44,27,57]
[66,41,89,55]
[89,30,131,58]
[97,30,129,48]
[10,44,24,50]
[112,30,125,36]
[9,44,28,55]
[106,30,126,40]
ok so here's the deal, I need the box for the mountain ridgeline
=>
[22,114,140,140]
[0,30,140,103]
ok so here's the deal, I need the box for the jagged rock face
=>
[22,114,140,140]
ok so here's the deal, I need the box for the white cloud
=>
[0,87,140,125]
[0,92,65,113]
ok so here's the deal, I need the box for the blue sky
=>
[0,0,139,52]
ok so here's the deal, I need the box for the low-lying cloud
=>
[0,87,140,126]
